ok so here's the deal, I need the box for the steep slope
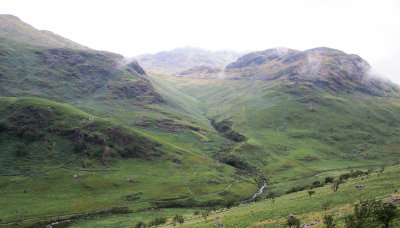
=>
[136,47,243,76]
[225,47,395,95]
[0,14,166,112]
[0,14,87,50]
[147,47,400,181]
[0,97,256,224]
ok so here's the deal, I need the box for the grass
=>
[149,74,400,182]
[1,17,400,227]
[0,97,256,225]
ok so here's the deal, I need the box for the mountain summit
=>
[136,47,243,75]
[0,14,87,49]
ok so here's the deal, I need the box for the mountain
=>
[0,97,255,224]
[148,47,400,181]
[1,14,400,227]
[136,47,243,76]
[0,14,87,50]
[0,15,258,225]
[0,14,165,110]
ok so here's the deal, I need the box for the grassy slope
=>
[0,15,87,50]
[66,165,400,227]
[148,74,400,182]
[0,97,256,224]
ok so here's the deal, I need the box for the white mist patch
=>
[365,67,392,82]
[274,47,289,57]
[116,57,137,70]
[299,53,321,76]
[217,68,226,80]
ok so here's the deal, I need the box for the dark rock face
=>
[224,47,396,96]
[107,79,165,104]
[179,65,222,75]
[127,60,146,75]
[1,40,165,105]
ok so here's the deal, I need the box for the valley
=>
[0,14,399,227]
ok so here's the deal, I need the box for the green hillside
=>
[0,14,87,50]
[147,47,400,182]
[1,14,400,227]
[0,97,256,225]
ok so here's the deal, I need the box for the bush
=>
[321,200,332,212]
[308,190,316,197]
[323,215,336,228]
[374,202,398,228]
[135,221,146,228]
[173,215,184,225]
[344,199,398,228]
[311,181,324,188]
[286,217,300,227]
[224,198,239,209]
[324,177,334,184]
[148,217,166,227]
[286,185,309,194]
[201,210,210,220]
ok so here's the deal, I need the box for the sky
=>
[1,0,400,83]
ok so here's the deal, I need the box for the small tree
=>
[374,202,398,228]
[193,210,200,217]
[323,215,336,228]
[173,215,184,225]
[308,190,316,197]
[201,210,210,220]
[321,200,332,212]
[332,182,340,192]
[286,217,301,228]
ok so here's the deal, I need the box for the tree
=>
[323,215,336,228]
[321,200,332,212]
[308,190,316,197]
[193,210,200,217]
[286,217,301,228]
[332,182,340,192]
[201,210,210,220]
[173,215,184,225]
[345,199,381,228]
[374,202,398,228]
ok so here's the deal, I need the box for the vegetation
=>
[323,214,336,228]
[286,217,301,228]
[1,14,400,228]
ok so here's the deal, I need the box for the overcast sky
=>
[1,0,400,83]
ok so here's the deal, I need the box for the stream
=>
[252,181,267,199]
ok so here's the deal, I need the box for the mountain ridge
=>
[0,14,88,50]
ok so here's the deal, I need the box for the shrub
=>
[311,181,324,188]
[324,177,334,184]
[308,190,316,197]
[344,199,397,228]
[148,217,166,227]
[374,202,398,228]
[321,200,332,212]
[173,215,184,225]
[224,198,239,209]
[323,215,336,228]
[286,185,308,194]
[201,210,210,220]
[135,221,146,228]
[286,217,300,228]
